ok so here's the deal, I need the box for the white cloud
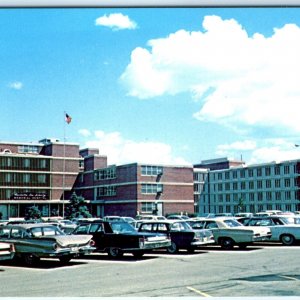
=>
[216,138,300,164]
[95,13,137,31]
[120,15,300,133]
[9,81,23,90]
[83,130,191,166]
[78,129,91,137]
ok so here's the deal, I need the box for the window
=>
[94,167,116,180]
[38,174,46,184]
[248,169,254,177]
[258,192,263,201]
[275,179,281,188]
[257,181,263,189]
[285,191,291,200]
[266,180,272,189]
[275,165,281,175]
[18,145,39,153]
[97,186,116,197]
[276,192,281,200]
[23,159,30,168]
[226,194,230,202]
[218,173,222,180]
[240,182,246,190]
[257,168,262,177]
[265,167,271,176]
[284,165,290,174]
[141,184,163,194]
[225,172,229,180]
[284,178,291,187]
[240,170,245,178]
[141,202,154,213]
[141,165,163,176]
[249,181,254,190]
[266,191,272,200]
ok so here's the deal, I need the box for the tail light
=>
[89,240,95,247]
[10,243,15,252]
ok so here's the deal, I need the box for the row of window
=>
[200,190,297,203]
[18,145,40,154]
[0,157,49,170]
[141,165,163,176]
[94,167,116,181]
[212,178,295,192]
[0,173,48,185]
[212,164,296,181]
[96,184,164,197]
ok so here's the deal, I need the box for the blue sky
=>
[2,8,300,166]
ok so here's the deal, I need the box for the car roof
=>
[2,223,59,229]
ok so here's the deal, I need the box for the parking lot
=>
[1,243,300,297]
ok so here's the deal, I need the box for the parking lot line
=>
[186,286,212,297]
[278,275,299,281]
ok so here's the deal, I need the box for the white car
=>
[189,217,271,250]
[245,216,300,245]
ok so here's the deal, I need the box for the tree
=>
[237,197,245,213]
[65,192,92,219]
[25,205,42,220]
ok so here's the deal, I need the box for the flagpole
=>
[63,111,66,219]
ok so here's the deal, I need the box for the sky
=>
[2,7,300,167]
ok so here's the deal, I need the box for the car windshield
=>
[30,226,65,237]
[110,222,136,234]
[223,219,243,227]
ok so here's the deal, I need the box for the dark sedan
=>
[137,220,215,253]
[72,220,171,258]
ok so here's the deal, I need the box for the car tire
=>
[132,251,144,258]
[107,247,123,258]
[280,234,295,246]
[167,242,178,254]
[59,255,72,264]
[220,238,234,250]
[23,254,40,266]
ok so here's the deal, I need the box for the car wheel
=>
[220,238,234,250]
[107,247,123,258]
[280,234,295,246]
[23,254,40,266]
[132,251,144,258]
[59,255,72,264]
[167,242,178,254]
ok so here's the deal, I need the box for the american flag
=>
[65,113,72,124]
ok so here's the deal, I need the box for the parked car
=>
[71,220,171,258]
[189,217,271,250]
[0,242,15,261]
[137,220,215,254]
[0,223,95,266]
[244,216,300,245]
